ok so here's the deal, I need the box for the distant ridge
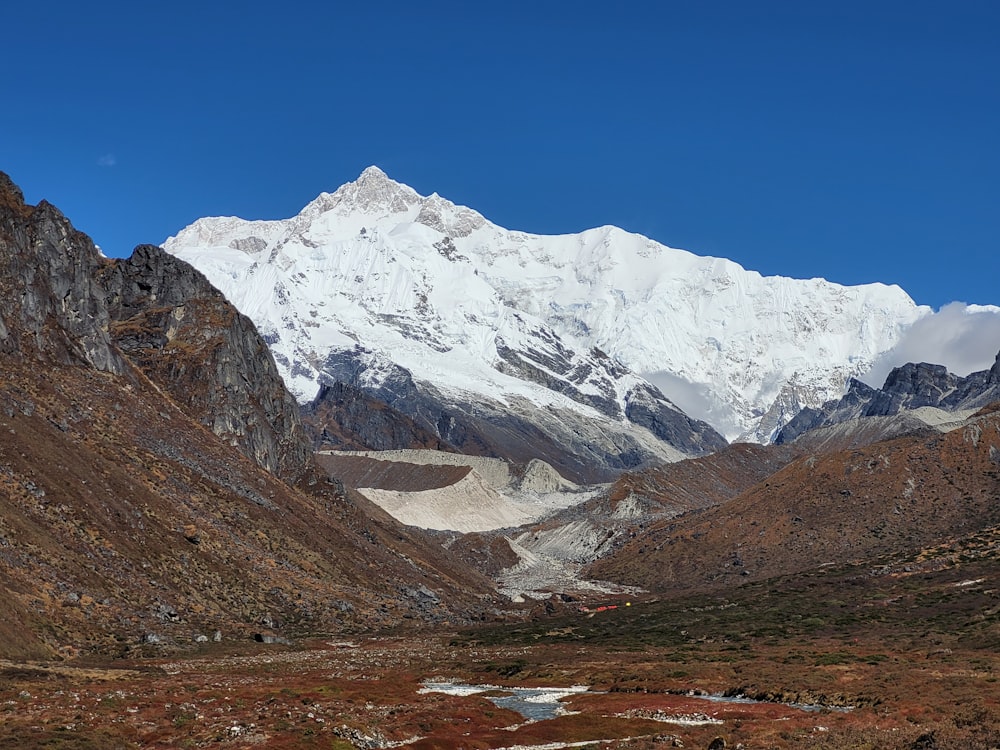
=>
[777,351,1000,444]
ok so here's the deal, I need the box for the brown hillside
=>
[605,442,800,513]
[0,356,498,661]
[588,409,1000,592]
[0,172,500,660]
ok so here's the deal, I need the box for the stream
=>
[419,682,589,721]
[419,681,853,721]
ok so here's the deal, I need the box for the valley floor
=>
[4,552,999,750]
[1,632,995,750]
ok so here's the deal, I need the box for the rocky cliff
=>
[102,244,312,479]
[302,381,455,452]
[0,173,123,373]
[1,172,311,480]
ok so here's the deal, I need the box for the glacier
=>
[163,166,929,446]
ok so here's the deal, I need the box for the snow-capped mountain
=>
[163,166,927,460]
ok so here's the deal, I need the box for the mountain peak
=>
[0,171,29,216]
[358,165,390,181]
[348,164,412,200]
[303,166,420,218]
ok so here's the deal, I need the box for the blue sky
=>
[2,1,998,310]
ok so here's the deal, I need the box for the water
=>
[419,681,589,721]
[420,680,854,722]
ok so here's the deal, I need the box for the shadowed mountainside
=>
[102,243,313,480]
[302,381,457,453]
[315,453,472,492]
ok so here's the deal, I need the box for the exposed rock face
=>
[779,412,944,455]
[0,174,309,480]
[776,355,1000,444]
[939,350,1000,410]
[0,173,123,373]
[775,379,878,444]
[624,382,728,455]
[102,245,312,479]
[302,381,453,452]
[865,362,960,416]
[489,308,722,458]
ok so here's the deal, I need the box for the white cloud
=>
[861,302,1000,387]
[97,154,117,167]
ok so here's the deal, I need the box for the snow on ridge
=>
[163,166,929,441]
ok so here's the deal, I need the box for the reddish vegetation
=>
[0,172,500,661]
[4,170,1000,748]
[3,619,998,749]
[0,362,499,659]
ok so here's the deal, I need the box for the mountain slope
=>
[163,166,926,449]
[478,442,801,598]
[302,381,455,452]
[588,404,1000,593]
[0,172,499,659]
[101,243,313,479]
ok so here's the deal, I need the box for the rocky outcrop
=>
[102,245,312,479]
[776,354,1000,444]
[775,379,878,444]
[624,382,728,455]
[0,173,123,373]
[0,172,310,480]
[493,338,624,419]
[865,362,960,415]
[302,381,453,452]
[939,350,1000,410]
[494,334,728,457]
